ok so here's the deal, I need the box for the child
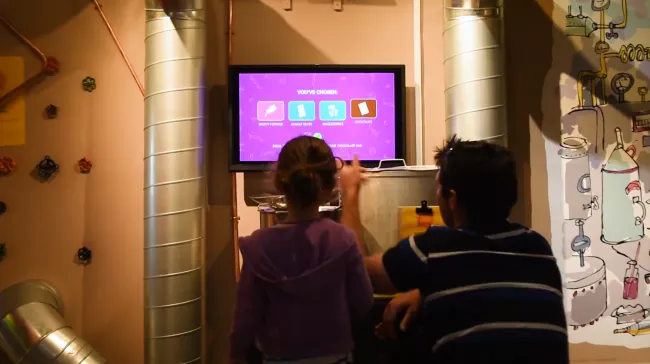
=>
[230,136,374,364]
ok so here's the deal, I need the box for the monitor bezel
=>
[228,64,407,172]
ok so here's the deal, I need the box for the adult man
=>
[340,136,569,363]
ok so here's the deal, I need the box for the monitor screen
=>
[229,65,406,171]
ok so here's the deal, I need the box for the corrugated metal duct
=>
[0,280,105,363]
[443,0,507,145]
[144,0,206,363]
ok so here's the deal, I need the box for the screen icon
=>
[319,101,347,121]
[257,101,285,122]
[350,99,377,118]
[288,101,316,121]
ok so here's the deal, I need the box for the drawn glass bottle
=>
[601,127,646,244]
[623,260,639,300]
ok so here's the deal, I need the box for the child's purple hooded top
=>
[230,218,374,361]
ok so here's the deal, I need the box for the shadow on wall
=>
[504,0,638,229]
[231,0,331,64]
[306,0,397,5]
[230,0,334,205]
[0,1,88,38]
[505,1,650,363]
[233,0,417,204]
[202,0,347,362]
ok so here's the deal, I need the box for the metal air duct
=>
[0,281,105,363]
[144,0,206,363]
[443,0,507,145]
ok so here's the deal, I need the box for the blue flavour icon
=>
[288,101,316,121]
[319,101,347,121]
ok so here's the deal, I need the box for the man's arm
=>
[341,192,428,295]
[341,191,399,294]
[340,191,367,255]
[339,155,426,294]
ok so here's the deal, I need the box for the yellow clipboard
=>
[397,205,444,241]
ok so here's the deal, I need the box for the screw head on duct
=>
[82,77,96,92]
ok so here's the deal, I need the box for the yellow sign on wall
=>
[0,56,26,146]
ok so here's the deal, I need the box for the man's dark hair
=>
[434,135,517,224]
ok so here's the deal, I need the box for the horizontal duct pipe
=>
[144,0,206,363]
[0,281,106,363]
[443,0,507,145]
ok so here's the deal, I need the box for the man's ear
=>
[448,189,458,210]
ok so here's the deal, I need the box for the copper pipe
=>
[0,14,46,62]
[228,0,241,281]
[0,14,52,107]
[92,0,145,96]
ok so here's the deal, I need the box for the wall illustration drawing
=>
[555,0,650,347]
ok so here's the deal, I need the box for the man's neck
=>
[459,220,513,235]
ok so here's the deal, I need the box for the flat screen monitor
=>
[228,64,406,171]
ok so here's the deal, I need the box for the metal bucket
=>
[358,166,438,253]
[253,196,342,228]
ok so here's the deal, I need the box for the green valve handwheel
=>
[82,76,96,92]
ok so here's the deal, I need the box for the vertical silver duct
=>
[144,1,205,363]
[443,0,507,145]
[0,281,106,363]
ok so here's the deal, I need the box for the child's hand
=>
[338,155,367,198]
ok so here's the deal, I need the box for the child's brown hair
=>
[274,136,339,208]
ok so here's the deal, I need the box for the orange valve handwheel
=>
[0,156,16,176]
[78,157,93,174]
[45,57,60,74]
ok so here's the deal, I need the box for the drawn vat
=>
[601,127,645,244]
[565,256,607,328]
[560,137,594,220]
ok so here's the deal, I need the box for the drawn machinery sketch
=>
[556,0,650,348]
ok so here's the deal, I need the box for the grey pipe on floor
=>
[0,280,106,363]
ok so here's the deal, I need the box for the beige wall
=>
[2,0,640,363]
[0,1,438,363]
[0,0,145,362]
[231,0,451,237]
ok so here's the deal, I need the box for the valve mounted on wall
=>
[82,76,96,92]
[77,247,92,265]
[0,201,6,216]
[78,157,93,174]
[0,156,16,176]
[35,156,59,181]
[45,57,61,74]
[44,104,58,119]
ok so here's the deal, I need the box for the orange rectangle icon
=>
[350,99,377,118]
